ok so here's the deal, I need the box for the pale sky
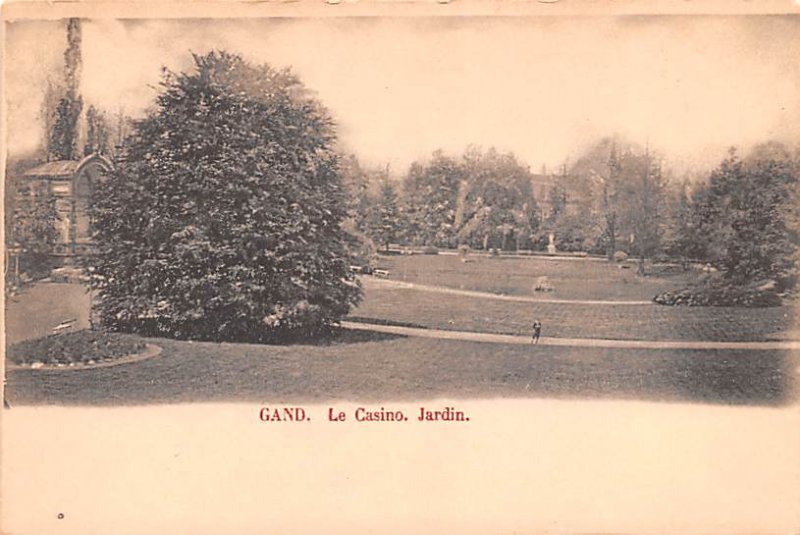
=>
[4,16,800,175]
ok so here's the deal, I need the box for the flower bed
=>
[653,279,782,308]
[7,330,147,366]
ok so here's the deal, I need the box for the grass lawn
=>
[373,253,701,301]
[5,282,92,345]
[5,332,797,407]
[5,259,797,408]
[352,284,796,342]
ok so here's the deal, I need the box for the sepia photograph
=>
[2,4,800,534]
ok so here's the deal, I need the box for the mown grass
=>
[352,284,795,342]
[6,333,798,407]
[5,258,797,407]
[373,253,701,301]
[5,282,91,345]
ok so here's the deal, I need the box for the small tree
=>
[662,179,694,268]
[367,180,401,251]
[88,51,362,342]
[84,105,111,156]
[623,150,666,275]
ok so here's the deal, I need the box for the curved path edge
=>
[7,343,163,372]
[340,321,800,351]
[362,277,653,306]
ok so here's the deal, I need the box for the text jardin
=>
[327,407,469,422]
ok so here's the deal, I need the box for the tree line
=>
[342,147,542,253]
[342,138,799,287]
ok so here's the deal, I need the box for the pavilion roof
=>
[22,160,81,179]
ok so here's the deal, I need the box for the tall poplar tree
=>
[47,18,83,161]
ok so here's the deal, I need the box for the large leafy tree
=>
[547,138,619,254]
[88,51,361,342]
[547,166,605,254]
[339,154,373,232]
[613,149,667,274]
[456,147,540,250]
[554,137,669,263]
[402,150,463,247]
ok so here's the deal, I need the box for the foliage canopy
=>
[88,51,361,342]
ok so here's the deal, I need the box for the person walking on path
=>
[531,320,542,344]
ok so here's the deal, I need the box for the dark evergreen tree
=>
[48,94,83,161]
[47,18,83,161]
[88,51,362,342]
[687,144,799,288]
[366,180,401,251]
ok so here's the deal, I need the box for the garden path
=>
[340,321,800,351]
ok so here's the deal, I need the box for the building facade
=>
[16,154,112,258]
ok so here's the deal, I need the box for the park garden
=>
[4,47,799,407]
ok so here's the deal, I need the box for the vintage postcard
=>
[2,2,799,534]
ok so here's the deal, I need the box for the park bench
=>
[52,318,78,334]
[349,265,374,275]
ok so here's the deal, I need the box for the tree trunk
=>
[637,256,646,276]
[607,215,616,260]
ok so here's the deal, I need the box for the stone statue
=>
[547,232,556,255]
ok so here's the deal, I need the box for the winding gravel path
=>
[340,321,800,351]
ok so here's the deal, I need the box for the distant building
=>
[15,154,112,257]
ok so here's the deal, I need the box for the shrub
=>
[653,278,782,307]
[88,52,362,343]
[533,276,554,292]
